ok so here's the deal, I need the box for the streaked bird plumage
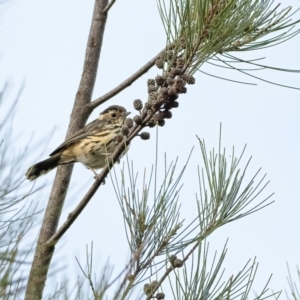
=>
[25,105,130,181]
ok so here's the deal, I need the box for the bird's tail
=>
[25,154,61,181]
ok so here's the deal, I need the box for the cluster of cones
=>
[118,48,196,142]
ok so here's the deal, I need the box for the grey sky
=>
[1,0,300,297]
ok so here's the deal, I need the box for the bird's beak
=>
[125,111,131,116]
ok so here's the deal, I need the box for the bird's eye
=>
[111,113,117,118]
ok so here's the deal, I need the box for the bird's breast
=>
[61,126,126,169]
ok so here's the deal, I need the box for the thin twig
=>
[75,256,97,299]
[102,0,116,13]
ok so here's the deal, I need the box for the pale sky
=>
[1,0,300,298]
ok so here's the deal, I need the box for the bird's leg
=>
[84,165,104,183]
[92,169,106,184]
[89,167,106,184]
[90,168,98,177]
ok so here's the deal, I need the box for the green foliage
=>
[0,83,40,298]
[286,264,300,300]
[157,0,300,87]
[92,127,276,300]
[170,242,280,300]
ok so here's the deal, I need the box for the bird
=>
[25,105,130,181]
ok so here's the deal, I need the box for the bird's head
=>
[99,105,130,124]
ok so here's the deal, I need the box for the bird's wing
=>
[49,119,107,156]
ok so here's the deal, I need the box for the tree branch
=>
[25,1,109,299]
[102,0,116,13]
[89,48,167,110]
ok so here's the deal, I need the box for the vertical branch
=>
[25,0,108,299]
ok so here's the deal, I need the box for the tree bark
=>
[25,1,108,299]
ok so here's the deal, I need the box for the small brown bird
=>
[25,105,130,181]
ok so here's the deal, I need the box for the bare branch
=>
[89,47,167,110]
[102,0,116,13]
